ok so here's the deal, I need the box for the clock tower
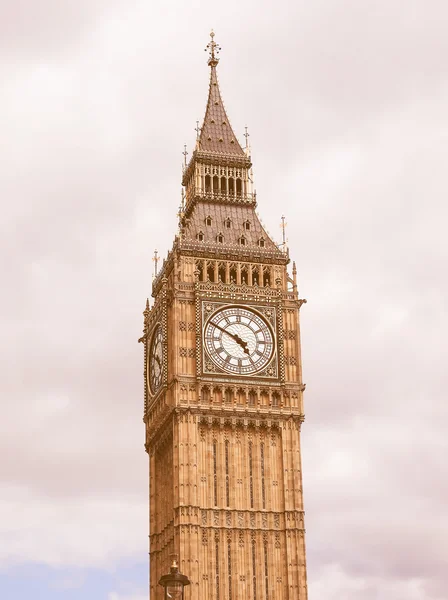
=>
[141,33,308,600]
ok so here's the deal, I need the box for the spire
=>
[199,31,245,157]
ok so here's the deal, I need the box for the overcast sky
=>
[1,1,447,599]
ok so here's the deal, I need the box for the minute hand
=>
[211,322,250,355]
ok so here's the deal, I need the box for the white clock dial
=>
[148,325,163,394]
[204,306,274,375]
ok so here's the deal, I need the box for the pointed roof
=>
[198,32,245,157]
[198,65,245,156]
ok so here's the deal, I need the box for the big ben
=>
[141,32,308,599]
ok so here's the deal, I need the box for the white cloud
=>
[0,0,447,598]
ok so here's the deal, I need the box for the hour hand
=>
[232,333,250,354]
[212,322,250,354]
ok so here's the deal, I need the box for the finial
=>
[152,249,159,279]
[195,120,200,141]
[177,189,185,232]
[244,126,251,156]
[244,126,250,148]
[292,261,298,294]
[205,30,221,67]
[279,215,288,252]
[182,144,188,169]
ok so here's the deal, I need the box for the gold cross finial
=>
[205,30,221,67]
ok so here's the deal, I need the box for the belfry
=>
[141,32,308,599]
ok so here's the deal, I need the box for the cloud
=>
[0,0,447,598]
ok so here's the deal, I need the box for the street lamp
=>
[159,557,190,600]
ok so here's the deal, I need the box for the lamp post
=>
[159,557,190,600]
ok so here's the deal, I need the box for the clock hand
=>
[211,322,250,355]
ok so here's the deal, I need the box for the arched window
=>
[241,265,248,285]
[228,178,235,195]
[229,264,237,283]
[260,390,269,405]
[213,176,219,192]
[252,267,259,286]
[196,261,204,282]
[239,236,247,246]
[248,390,257,406]
[263,268,271,286]
[217,233,224,244]
[202,386,211,403]
[207,262,215,282]
[205,216,212,226]
[197,231,204,242]
[205,175,211,192]
[243,220,251,231]
[218,263,226,282]
[224,218,232,229]
[258,238,265,248]
[220,177,227,194]
[213,387,222,403]
[225,388,233,403]
[236,178,242,196]
[272,392,280,407]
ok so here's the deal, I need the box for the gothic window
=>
[252,538,257,600]
[241,265,248,284]
[263,539,269,600]
[260,442,266,509]
[225,388,233,403]
[205,216,212,226]
[260,390,269,405]
[227,539,232,600]
[248,441,254,508]
[207,262,215,282]
[228,178,235,195]
[248,390,257,406]
[239,236,247,246]
[213,439,218,506]
[196,261,204,281]
[263,268,271,286]
[217,233,224,244]
[237,388,245,404]
[224,217,232,229]
[258,238,265,248]
[272,392,280,407]
[252,267,259,286]
[236,178,242,196]
[221,177,227,193]
[225,440,230,507]
[197,231,204,242]
[229,264,237,283]
[213,387,222,403]
[202,386,211,402]
[205,174,211,192]
[243,220,251,231]
[218,263,226,282]
[213,175,219,192]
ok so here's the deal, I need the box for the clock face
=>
[148,325,163,394]
[204,306,274,375]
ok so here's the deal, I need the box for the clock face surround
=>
[204,305,274,375]
[148,324,163,394]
